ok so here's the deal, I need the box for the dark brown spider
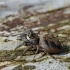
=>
[15,29,61,58]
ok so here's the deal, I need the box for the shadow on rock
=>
[60,45,70,54]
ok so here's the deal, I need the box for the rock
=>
[48,24,55,27]
[24,59,69,70]
[0,40,24,50]
[1,65,19,70]
[0,61,11,67]
[64,8,70,14]
[15,53,44,62]
[23,65,35,70]
[67,41,70,46]
[58,34,67,37]
[0,1,70,70]
[57,25,70,30]
[50,28,56,32]
[12,65,22,70]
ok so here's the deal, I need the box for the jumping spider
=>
[15,29,61,58]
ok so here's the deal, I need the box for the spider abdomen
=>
[40,35,61,54]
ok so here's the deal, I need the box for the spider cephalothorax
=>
[15,29,40,55]
[26,29,39,44]
[21,29,39,45]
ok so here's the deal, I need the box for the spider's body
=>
[16,29,61,58]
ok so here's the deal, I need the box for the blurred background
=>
[0,0,70,28]
[0,0,70,18]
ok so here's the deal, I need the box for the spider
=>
[15,29,61,59]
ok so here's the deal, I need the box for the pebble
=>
[67,41,70,46]
[58,34,67,37]
[48,24,55,27]
[57,25,70,30]
[50,29,56,32]
[0,61,11,67]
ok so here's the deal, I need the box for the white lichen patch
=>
[0,34,26,51]
[67,41,70,46]
[15,53,44,61]
[58,34,67,37]
[1,65,19,70]
[0,61,11,67]
[64,8,70,14]
[24,59,69,70]
[48,24,56,27]
[57,25,70,30]
[32,27,44,31]
[0,40,24,50]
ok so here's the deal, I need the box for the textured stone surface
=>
[0,19,70,70]
[0,0,70,70]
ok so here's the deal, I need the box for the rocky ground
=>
[0,2,70,70]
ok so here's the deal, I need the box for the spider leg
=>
[47,53,56,60]
[14,43,24,51]
[33,45,39,60]
[21,44,32,56]
[43,49,56,60]
[35,45,39,55]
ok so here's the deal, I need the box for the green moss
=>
[49,61,53,64]
[68,65,70,70]
[63,58,70,62]
[12,65,22,70]
[60,45,69,53]
[23,65,36,70]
